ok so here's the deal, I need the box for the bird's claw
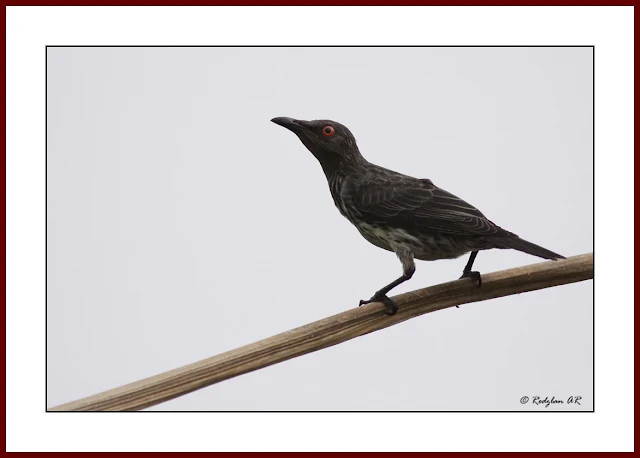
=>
[459,270,482,287]
[359,294,398,316]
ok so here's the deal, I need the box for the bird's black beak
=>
[271,117,302,132]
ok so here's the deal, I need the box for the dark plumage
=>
[272,117,565,315]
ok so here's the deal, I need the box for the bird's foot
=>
[455,271,482,308]
[359,293,398,316]
[459,270,482,287]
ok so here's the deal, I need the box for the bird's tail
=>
[496,236,565,260]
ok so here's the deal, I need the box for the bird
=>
[271,117,565,316]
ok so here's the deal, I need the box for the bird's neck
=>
[316,150,368,181]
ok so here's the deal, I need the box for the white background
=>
[7,6,632,452]
[46,45,594,412]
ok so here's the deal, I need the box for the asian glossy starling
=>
[271,117,565,316]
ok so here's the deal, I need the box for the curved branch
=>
[50,253,593,411]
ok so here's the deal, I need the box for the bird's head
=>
[271,117,365,175]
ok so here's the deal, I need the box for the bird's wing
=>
[341,175,510,237]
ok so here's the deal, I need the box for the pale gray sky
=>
[47,46,593,411]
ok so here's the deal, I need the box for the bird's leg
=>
[459,250,481,287]
[454,251,481,309]
[359,249,415,316]
[359,273,412,316]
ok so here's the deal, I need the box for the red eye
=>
[322,125,335,137]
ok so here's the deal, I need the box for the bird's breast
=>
[329,178,353,219]
[354,222,431,254]
[354,223,394,252]
[355,222,482,261]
